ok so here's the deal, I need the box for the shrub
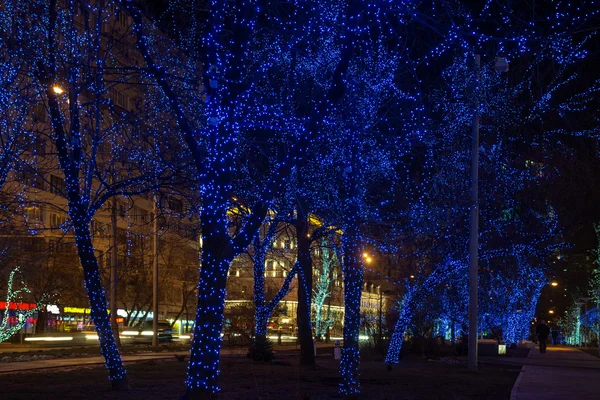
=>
[247,335,274,362]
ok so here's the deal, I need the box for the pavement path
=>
[510,346,600,400]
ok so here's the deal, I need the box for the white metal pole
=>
[597,290,600,356]
[468,54,480,372]
[152,196,159,348]
[111,197,121,348]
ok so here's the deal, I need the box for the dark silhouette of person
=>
[551,327,559,345]
[536,320,550,353]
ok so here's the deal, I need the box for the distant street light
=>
[551,281,558,287]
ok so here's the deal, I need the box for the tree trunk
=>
[255,308,269,339]
[314,306,323,341]
[253,236,268,338]
[110,197,121,348]
[385,293,413,365]
[74,223,128,390]
[255,262,299,341]
[184,230,232,398]
[451,320,456,346]
[35,309,47,334]
[295,211,314,366]
[339,223,362,395]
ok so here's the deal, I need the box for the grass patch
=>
[2,354,520,399]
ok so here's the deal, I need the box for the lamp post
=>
[378,286,383,345]
[468,54,508,372]
[152,196,159,348]
[378,288,392,346]
[597,289,600,356]
[468,53,481,373]
[111,196,121,348]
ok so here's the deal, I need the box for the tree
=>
[313,238,337,340]
[247,216,299,358]
[120,0,358,394]
[27,0,179,388]
[380,0,600,361]
[0,266,50,342]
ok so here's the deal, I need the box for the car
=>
[133,320,173,343]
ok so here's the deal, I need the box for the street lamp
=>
[597,289,600,357]
[468,54,509,372]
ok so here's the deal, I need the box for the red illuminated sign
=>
[0,301,37,311]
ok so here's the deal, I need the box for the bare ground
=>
[3,354,520,400]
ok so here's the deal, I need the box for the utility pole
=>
[597,289,600,356]
[152,196,159,348]
[378,287,383,346]
[468,54,480,372]
[111,196,121,347]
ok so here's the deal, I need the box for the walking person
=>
[536,319,550,353]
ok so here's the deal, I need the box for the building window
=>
[24,206,43,222]
[284,240,291,250]
[118,11,129,28]
[109,87,130,110]
[168,197,183,215]
[93,221,108,237]
[265,260,276,277]
[50,213,68,229]
[32,104,47,123]
[21,170,46,190]
[50,175,66,196]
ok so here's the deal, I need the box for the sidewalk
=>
[510,346,600,400]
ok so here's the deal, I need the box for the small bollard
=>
[334,340,341,360]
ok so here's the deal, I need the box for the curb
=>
[509,348,532,400]
[509,365,526,400]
